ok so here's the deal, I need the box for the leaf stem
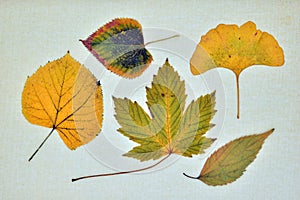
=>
[28,128,55,162]
[182,172,199,179]
[72,153,171,182]
[235,73,240,119]
[145,34,180,46]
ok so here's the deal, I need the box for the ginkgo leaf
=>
[22,52,103,161]
[114,59,216,161]
[190,21,284,118]
[81,18,178,78]
[183,128,274,186]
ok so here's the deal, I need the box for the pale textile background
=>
[0,0,299,199]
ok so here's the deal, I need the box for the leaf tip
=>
[96,80,101,86]
[211,90,216,97]
[264,128,275,137]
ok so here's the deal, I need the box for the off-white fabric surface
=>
[1,0,299,199]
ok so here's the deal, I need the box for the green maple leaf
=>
[114,59,216,161]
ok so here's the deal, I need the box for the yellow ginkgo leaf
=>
[22,52,103,161]
[190,21,284,118]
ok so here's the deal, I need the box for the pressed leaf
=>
[81,18,178,78]
[81,18,151,78]
[114,59,216,161]
[22,52,103,160]
[190,21,284,118]
[184,129,274,186]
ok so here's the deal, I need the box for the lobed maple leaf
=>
[114,59,216,161]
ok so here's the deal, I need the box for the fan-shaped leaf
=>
[190,21,284,118]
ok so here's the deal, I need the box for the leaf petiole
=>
[72,153,171,182]
[28,127,55,162]
[144,34,180,46]
[236,73,240,119]
[182,172,199,179]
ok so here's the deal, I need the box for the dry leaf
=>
[190,21,284,118]
[22,52,103,161]
[81,18,178,78]
[114,59,216,161]
[81,18,152,78]
[184,128,274,186]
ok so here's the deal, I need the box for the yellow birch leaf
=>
[190,21,284,118]
[22,52,103,161]
[184,129,274,186]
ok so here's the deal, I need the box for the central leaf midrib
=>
[165,89,172,152]
[54,65,67,127]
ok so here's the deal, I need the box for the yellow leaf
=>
[22,52,103,161]
[190,21,284,118]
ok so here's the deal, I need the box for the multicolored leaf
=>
[81,18,153,78]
